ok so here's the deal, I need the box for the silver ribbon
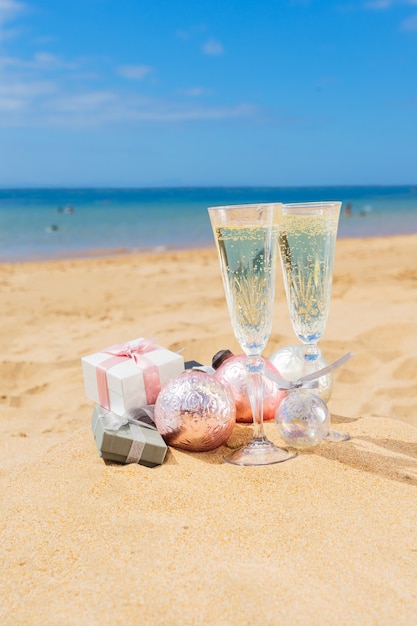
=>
[96,405,157,464]
[264,351,354,391]
[191,365,215,374]
[99,406,157,431]
[125,422,146,464]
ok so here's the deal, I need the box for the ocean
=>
[0,186,416,262]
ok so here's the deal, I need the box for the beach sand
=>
[1,234,417,624]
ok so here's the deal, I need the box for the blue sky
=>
[0,0,416,187]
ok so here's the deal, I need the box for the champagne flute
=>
[208,203,297,466]
[278,201,349,442]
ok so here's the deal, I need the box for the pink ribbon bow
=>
[96,338,162,410]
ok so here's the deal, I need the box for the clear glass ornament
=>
[269,345,333,403]
[154,370,236,452]
[275,389,330,449]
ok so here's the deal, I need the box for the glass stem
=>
[245,356,266,441]
[302,343,321,376]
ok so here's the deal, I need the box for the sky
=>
[0,0,417,188]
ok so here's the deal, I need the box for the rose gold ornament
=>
[212,350,285,423]
[154,370,236,452]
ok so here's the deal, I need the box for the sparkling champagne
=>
[214,225,279,356]
[279,212,339,343]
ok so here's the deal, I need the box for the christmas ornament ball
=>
[154,370,236,452]
[269,345,333,403]
[212,351,285,422]
[275,389,330,449]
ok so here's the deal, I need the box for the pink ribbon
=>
[96,338,162,410]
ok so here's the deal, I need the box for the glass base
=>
[325,429,350,443]
[223,438,297,466]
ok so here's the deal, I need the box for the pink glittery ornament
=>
[212,350,286,423]
[154,370,236,452]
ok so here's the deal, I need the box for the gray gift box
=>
[91,406,167,467]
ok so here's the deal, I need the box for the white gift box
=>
[81,338,184,416]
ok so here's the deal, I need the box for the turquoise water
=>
[0,186,416,262]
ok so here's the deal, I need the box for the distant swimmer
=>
[64,205,74,214]
[344,202,352,217]
[46,224,59,232]
[359,204,372,217]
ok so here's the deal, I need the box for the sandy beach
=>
[1,234,417,624]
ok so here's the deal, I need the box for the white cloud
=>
[0,5,256,130]
[0,36,252,129]
[0,95,22,110]
[0,80,55,97]
[364,0,392,7]
[202,38,224,56]
[49,90,118,113]
[118,65,153,80]
[316,76,338,88]
[33,35,57,45]
[401,12,417,27]
[181,86,212,97]
[0,0,25,41]
[0,79,56,114]
[158,102,254,121]
[0,52,75,71]
[71,96,254,126]
[0,25,20,40]
[0,80,258,127]
[33,52,74,69]
[175,28,190,40]
[365,0,417,7]
[175,24,207,40]
[364,0,417,31]
[0,0,25,22]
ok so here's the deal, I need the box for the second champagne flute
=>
[278,201,349,442]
